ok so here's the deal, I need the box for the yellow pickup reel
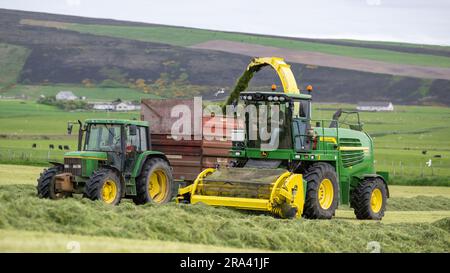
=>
[177,168,305,219]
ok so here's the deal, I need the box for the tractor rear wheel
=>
[302,162,339,219]
[133,158,175,205]
[351,178,387,220]
[37,166,70,199]
[84,168,122,205]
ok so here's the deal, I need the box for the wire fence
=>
[0,147,66,164]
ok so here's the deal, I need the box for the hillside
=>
[1,8,450,105]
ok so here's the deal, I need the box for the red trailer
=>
[141,99,236,184]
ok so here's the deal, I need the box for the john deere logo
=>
[261,151,268,157]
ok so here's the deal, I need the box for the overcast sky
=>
[1,0,449,45]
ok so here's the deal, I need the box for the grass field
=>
[1,100,449,184]
[0,229,262,253]
[63,24,450,68]
[313,104,450,184]
[0,164,448,253]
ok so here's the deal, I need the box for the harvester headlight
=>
[235,152,241,156]
[247,95,252,100]
[242,96,247,100]
[279,97,285,102]
[64,164,70,169]
[268,96,273,101]
[73,164,82,169]
[273,96,279,101]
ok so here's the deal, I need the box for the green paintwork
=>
[64,151,108,160]
[85,119,148,127]
[59,119,168,197]
[232,92,387,206]
[131,150,167,177]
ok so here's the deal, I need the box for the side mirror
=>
[129,125,137,136]
[67,122,73,135]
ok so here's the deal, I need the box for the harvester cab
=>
[177,57,389,220]
[37,119,175,205]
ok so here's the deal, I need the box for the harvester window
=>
[297,100,311,119]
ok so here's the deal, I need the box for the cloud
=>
[66,0,81,7]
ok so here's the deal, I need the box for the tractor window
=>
[85,124,122,152]
[140,127,148,151]
[126,126,148,152]
[126,126,141,151]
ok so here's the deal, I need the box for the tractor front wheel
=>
[351,178,387,220]
[84,168,122,205]
[37,166,69,199]
[133,158,175,205]
[302,162,339,219]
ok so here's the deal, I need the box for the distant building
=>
[91,101,140,111]
[356,101,394,112]
[114,101,140,111]
[56,91,77,101]
[92,103,115,111]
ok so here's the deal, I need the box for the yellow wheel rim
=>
[148,169,168,204]
[101,179,118,204]
[318,178,334,209]
[370,188,383,213]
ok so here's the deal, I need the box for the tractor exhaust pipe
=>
[77,120,83,151]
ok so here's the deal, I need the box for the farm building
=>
[356,101,394,112]
[55,91,77,101]
[92,103,115,111]
[91,101,140,111]
[114,101,140,111]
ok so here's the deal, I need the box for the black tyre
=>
[351,178,387,220]
[37,166,69,199]
[133,158,175,205]
[303,162,339,219]
[84,168,122,205]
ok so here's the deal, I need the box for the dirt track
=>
[190,40,450,80]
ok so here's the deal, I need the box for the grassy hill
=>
[1,9,450,105]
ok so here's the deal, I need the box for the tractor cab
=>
[66,119,149,175]
[236,91,312,154]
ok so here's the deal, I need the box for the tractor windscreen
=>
[85,124,122,152]
[246,101,292,150]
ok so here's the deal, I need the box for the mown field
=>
[0,164,449,252]
[2,99,448,185]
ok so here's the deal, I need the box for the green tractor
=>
[177,57,389,220]
[37,119,175,205]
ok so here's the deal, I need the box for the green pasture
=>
[68,24,450,68]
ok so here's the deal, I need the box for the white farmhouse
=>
[356,102,394,112]
[114,102,140,111]
[92,103,114,111]
[56,91,77,101]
